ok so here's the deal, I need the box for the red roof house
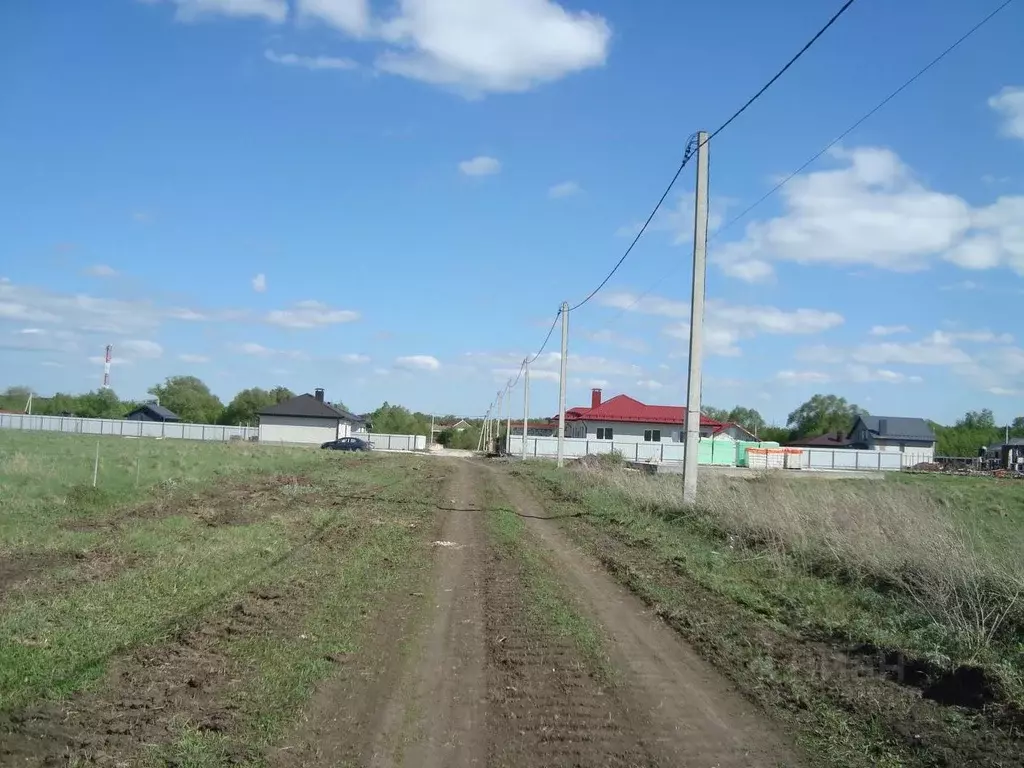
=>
[556,389,724,442]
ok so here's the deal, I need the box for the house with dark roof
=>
[125,403,180,423]
[257,388,364,445]
[848,415,936,460]
[559,389,724,444]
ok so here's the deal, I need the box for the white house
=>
[848,415,936,461]
[562,390,723,444]
[258,389,364,445]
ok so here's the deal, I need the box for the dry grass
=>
[568,467,1024,662]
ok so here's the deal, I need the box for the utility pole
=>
[557,302,569,467]
[682,131,710,506]
[493,389,503,454]
[505,383,512,456]
[521,359,530,459]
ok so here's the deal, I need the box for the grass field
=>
[519,460,1024,768]
[0,432,451,765]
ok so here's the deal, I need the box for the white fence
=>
[0,413,429,453]
[0,413,258,442]
[368,433,427,452]
[507,435,930,472]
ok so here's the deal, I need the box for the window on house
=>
[644,429,661,442]
[899,442,906,453]
[597,427,613,440]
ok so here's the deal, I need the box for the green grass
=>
[0,431,318,553]
[514,463,1024,768]
[1,432,451,765]
[890,472,1024,562]
[483,486,605,671]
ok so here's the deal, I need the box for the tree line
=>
[3,382,1020,457]
[703,394,1024,456]
[0,381,483,449]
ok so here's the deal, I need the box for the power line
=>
[705,0,858,144]
[567,134,698,312]
[601,0,1015,323]
[566,0,860,312]
[711,0,1017,240]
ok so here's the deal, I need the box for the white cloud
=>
[777,366,921,385]
[264,49,358,70]
[296,0,370,35]
[340,353,371,364]
[940,280,980,292]
[845,365,922,384]
[989,86,1024,140]
[776,370,831,384]
[716,146,1024,280]
[635,379,664,391]
[266,300,360,328]
[395,354,441,371]
[374,0,610,94]
[148,0,288,23]
[168,307,208,321]
[602,292,842,358]
[85,264,119,278]
[600,292,689,318]
[121,339,164,359]
[18,328,46,335]
[582,329,648,353]
[870,325,910,336]
[988,386,1020,396]
[237,342,309,360]
[251,273,267,293]
[179,353,210,363]
[458,156,501,176]
[548,181,581,199]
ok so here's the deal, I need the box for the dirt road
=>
[278,458,797,767]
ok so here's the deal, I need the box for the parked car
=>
[320,437,373,452]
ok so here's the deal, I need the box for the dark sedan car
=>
[320,437,373,452]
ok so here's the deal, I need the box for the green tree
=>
[1013,416,1024,434]
[701,406,730,422]
[75,388,125,418]
[786,394,865,439]
[369,402,431,436]
[956,409,996,430]
[148,376,223,424]
[269,386,295,404]
[726,406,766,435]
[757,425,792,444]
[220,387,278,425]
[0,385,33,411]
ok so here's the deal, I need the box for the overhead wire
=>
[565,0,860,313]
[600,0,1016,325]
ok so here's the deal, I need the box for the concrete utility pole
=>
[682,131,710,506]
[557,302,569,467]
[505,383,512,455]
[521,359,530,459]
[494,389,503,454]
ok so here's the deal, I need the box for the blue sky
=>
[1,0,1023,425]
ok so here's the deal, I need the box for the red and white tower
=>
[102,344,112,389]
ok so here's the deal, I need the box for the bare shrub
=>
[567,466,1023,659]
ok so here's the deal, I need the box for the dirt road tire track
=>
[366,458,487,768]
[485,463,800,767]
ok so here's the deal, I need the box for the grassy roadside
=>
[1,439,450,766]
[157,458,448,766]
[513,462,1024,768]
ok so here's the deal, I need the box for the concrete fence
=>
[506,434,931,472]
[0,413,258,442]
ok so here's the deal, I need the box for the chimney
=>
[591,388,602,409]
[878,418,888,435]
[314,388,325,403]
